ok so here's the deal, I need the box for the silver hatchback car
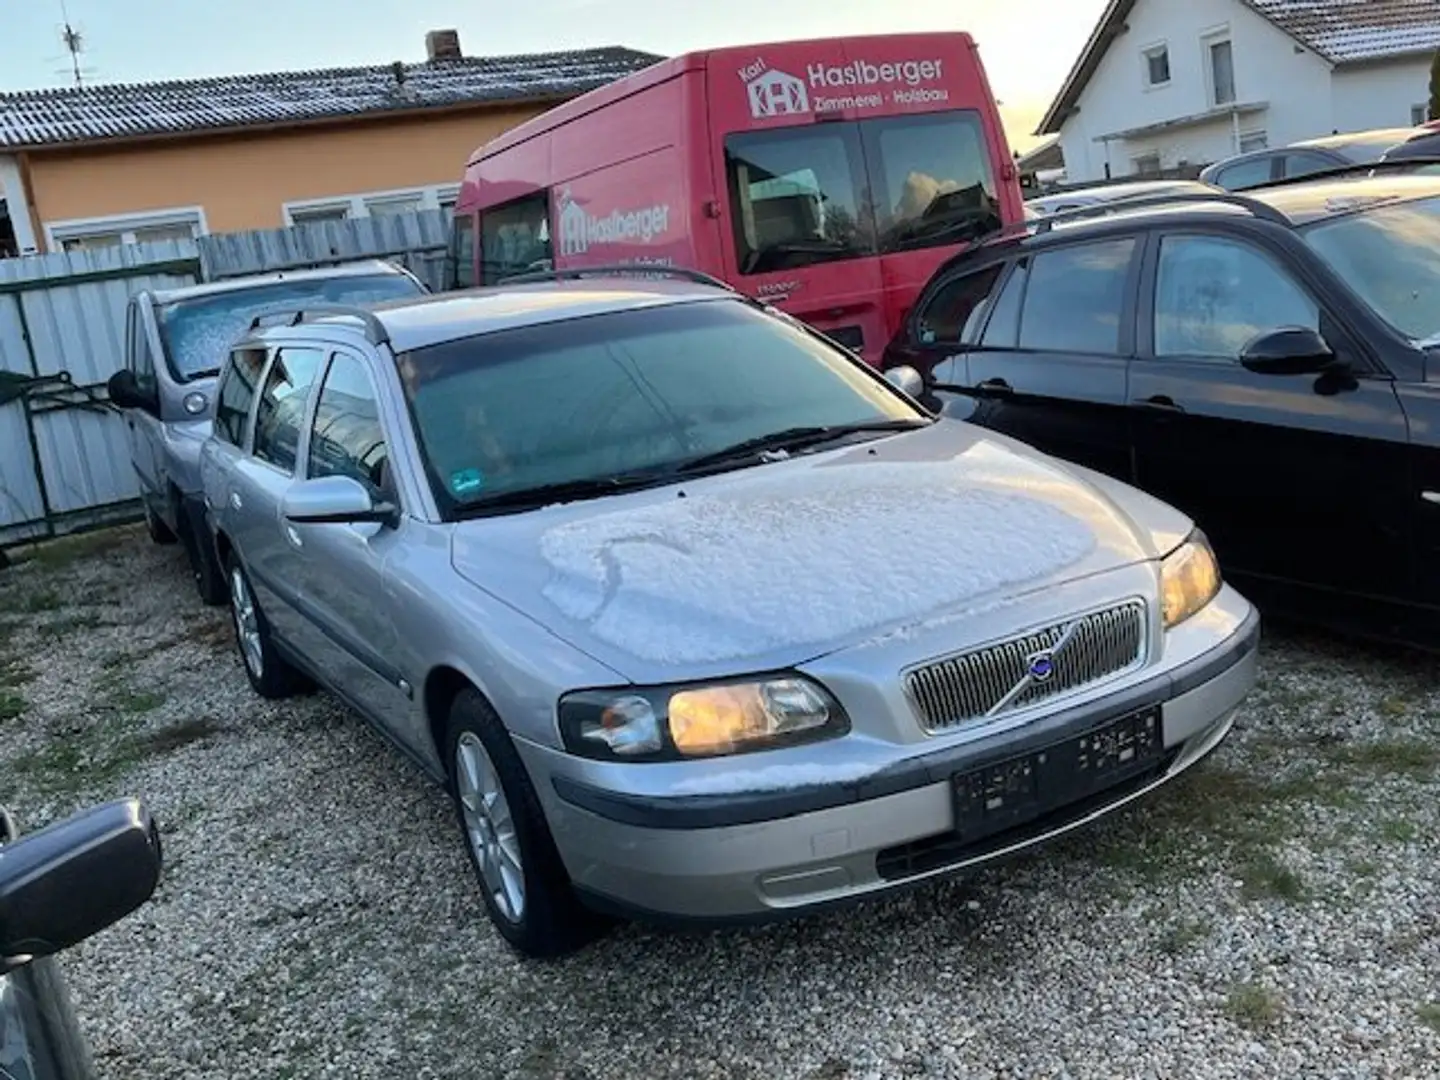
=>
[198,271,1259,957]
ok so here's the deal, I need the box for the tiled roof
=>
[1245,0,1440,63]
[0,46,663,149]
[1038,0,1440,135]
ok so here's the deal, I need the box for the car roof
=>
[244,279,738,354]
[1029,179,1211,208]
[1294,127,1419,151]
[1241,172,1440,224]
[148,259,409,305]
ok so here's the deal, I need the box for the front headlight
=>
[558,675,849,762]
[1160,530,1222,629]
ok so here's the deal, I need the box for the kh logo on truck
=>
[556,189,671,257]
[740,55,949,118]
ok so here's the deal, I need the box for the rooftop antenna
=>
[57,0,94,87]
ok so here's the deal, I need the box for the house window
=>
[1413,104,1429,126]
[1208,36,1236,106]
[283,185,459,226]
[47,207,205,253]
[1239,131,1269,153]
[1143,44,1171,88]
[1133,153,1162,176]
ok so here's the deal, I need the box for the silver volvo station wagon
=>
[198,268,1260,958]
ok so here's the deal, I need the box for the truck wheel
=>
[445,688,608,959]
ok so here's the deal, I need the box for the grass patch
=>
[1379,819,1419,844]
[142,716,222,754]
[103,685,167,716]
[1331,740,1440,778]
[1240,852,1308,903]
[10,716,222,798]
[1157,918,1211,956]
[21,589,63,613]
[0,690,25,723]
[1416,1004,1440,1033]
[1224,981,1283,1031]
[0,662,35,689]
[40,612,105,638]
[23,528,129,570]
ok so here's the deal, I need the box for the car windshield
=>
[724,109,1002,275]
[1301,193,1440,342]
[395,299,923,516]
[156,272,424,382]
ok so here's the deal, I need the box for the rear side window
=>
[1214,156,1276,191]
[214,347,267,447]
[252,347,327,473]
[480,194,551,285]
[980,260,1028,348]
[1018,239,1136,355]
[914,264,1004,345]
[308,354,391,496]
[1282,151,1337,180]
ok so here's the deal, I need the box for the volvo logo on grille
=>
[1026,650,1056,682]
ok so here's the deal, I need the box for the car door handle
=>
[976,378,1013,396]
[1132,395,1185,414]
[229,492,243,511]
[284,524,303,549]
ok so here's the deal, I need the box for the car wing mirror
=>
[0,798,162,970]
[283,475,397,526]
[1239,326,1343,376]
[883,364,926,399]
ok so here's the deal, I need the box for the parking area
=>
[2,526,1439,1079]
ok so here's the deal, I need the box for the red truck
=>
[449,32,1024,364]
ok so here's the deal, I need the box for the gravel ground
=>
[3,525,1440,1079]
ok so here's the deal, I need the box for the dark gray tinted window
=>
[214,347,267,447]
[980,260,1028,348]
[914,264,1004,345]
[1282,151,1338,179]
[308,354,390,495]
[480,194,551,285]
[253,347,326,474]
[1214,156,1275,191]
[1018,239,1136,355]
[450,212,477,289]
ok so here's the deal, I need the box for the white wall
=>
[0,155,38,255]
[1332,57,1433,133]
[1056,0,1333,182]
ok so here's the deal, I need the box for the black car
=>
[1,798,163,1079]
[883,172,1440,650]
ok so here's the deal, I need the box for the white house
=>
[1038,0,1440,183]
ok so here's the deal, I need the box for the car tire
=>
[224,554,311,700]
[445,688,608,959]
[175,498,227,607]
[143,503,177,545]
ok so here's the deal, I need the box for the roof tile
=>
[0,46,663,149]
[1245,0,1440,63]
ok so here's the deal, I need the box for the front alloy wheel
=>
[455,731,525,924]
[229,565,264,681]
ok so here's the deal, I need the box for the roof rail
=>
[1031,189,1289,231]
[247,303,390,345]
[1232,153,1440,192]
[495,263,737,291]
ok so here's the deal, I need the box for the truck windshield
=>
[156,272,425,382]
[725,109,1000,275]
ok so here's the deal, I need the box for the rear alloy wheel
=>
[446,689,608,959]
[225,556,310,699]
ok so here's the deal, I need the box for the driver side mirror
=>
[0,798,162,971]
[106,370,158,414]
[283,475,398,526]
[884,365,926,399]
[1239,327,1343,376]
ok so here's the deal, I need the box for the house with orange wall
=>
[0,30,661,257]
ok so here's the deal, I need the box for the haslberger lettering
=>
[806,58,944,89]
[558,192,671,257]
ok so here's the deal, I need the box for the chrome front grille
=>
[905,600,1147,733]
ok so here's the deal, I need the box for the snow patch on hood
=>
[537,461,1096,665]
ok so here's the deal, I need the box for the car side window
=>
[214,347,267,447]
[979,259,1028,348]
[1214,156,1276,191]
[913,263,1004,346]
[252,347,326,474]
[1153,234,1319,361]
[307,353,391,497]
[1018,238,1136,355]
[1282,151,1336,180]
[127,302,157,393]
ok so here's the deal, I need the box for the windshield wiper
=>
[675,418,931,473]
[454,472,677,516]
[883,211,1000,253]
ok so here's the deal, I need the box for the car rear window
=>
[156,272,424,383]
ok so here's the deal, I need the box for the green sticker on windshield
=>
[450,468,486,496]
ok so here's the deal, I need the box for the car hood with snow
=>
[449,419,1194,685]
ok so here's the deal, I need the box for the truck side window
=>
[450,212,477,289]
[479,193,552,285]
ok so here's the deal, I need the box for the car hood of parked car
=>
[450,419,1194,684]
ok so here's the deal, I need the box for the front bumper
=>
[522,597,1260,924]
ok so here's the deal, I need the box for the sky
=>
[0,0,1109,152]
